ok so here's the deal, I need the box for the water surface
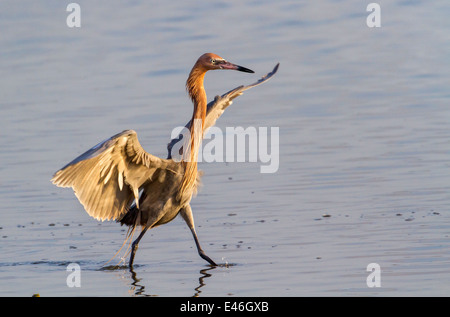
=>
[1,0,449,296]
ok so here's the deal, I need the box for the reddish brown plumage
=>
[180,53,223,197]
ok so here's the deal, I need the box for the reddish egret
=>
[52,53,279,267]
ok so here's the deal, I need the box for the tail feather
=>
[118,204,141,227]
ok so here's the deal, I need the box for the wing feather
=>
[52,129,177,221]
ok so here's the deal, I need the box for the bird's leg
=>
[193,229,218,266]
[180,205,217,266]
[129,226,149,268]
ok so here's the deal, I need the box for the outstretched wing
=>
[167,63,279,158]
[52,129,177,221]
[204,63,280,131]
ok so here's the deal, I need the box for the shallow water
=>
[1,0,450,296]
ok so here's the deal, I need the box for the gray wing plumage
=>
[167,63,279,158]
[52,129,177,221]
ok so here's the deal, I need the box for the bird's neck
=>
[186,67,207,155]
[187,67,207,128]
[180,67,208,198]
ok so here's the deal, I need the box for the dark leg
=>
[180,205,217,266]
[129,226,149,268]
[191,227,218,266]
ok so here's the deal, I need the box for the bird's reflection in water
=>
[193,266,216,297]
[126,265,222,297]
[129,266,155,296]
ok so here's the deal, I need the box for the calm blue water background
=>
[0,0,449,296]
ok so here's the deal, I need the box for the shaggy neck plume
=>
[179,64,207,197]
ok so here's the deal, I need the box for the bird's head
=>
[196,53,254,73]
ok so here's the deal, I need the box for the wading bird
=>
[52,53,279,268]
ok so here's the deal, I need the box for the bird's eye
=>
[211,58,216,64]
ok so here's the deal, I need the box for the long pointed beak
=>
[220,61,254,73]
